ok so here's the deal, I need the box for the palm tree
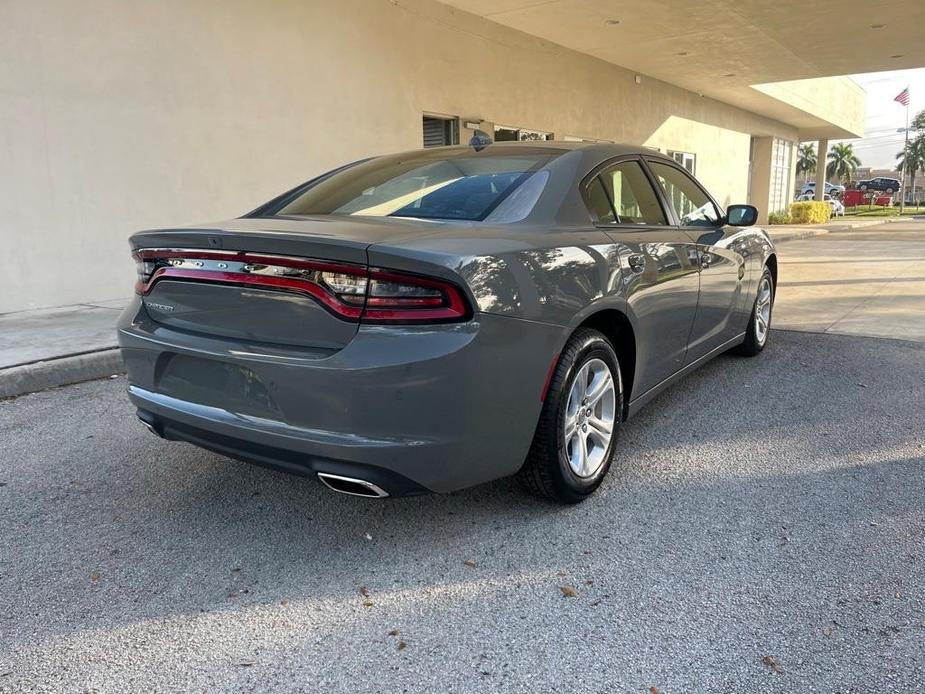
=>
[826,142,861,184]
[796,143,817,184]
[912,108,925,132]
[897,135,925,206]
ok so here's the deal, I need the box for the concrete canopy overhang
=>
[440,0,925,139]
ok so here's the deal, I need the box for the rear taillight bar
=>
[132,249,471,324]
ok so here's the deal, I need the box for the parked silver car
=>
[799,181,845,196]
[118,142,776,503]
[796,191,845,216]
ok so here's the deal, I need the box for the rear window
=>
[273,147,562,222]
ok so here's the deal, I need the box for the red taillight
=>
[133,249,471,324]
[362,270,470,322]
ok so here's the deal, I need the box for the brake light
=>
[362,270,469,322]
[132,249,471,324]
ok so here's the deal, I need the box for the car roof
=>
[421,140,676,162]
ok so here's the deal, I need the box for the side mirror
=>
[727,204,758,226]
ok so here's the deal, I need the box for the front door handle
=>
[627,254,646,273]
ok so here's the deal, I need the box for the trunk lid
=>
[132,215,445,263]
[132,216,446,350]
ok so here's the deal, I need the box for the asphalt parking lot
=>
[2,223,924,693]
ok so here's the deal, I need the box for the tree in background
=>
[912,108,925,132]
[826,143,862,184]
[897,135,925,206]
[796,143,817,184]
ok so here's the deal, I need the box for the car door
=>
[584,157,700,395]
[646,159,745,363]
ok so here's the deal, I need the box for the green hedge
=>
[789,201,831,224]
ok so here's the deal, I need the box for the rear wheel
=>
[732,267,774,357]
[518,328,622,503]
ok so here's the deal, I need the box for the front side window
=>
[587,161,667,225]
[648,161,721,227]
[274,147,562,222]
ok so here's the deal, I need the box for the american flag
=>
[894,87,910,106]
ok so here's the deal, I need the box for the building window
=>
[423,115,459,148]
[494,125,553,142]
[563,135,613,143]
[667,150,696,174]
[768,138,794,213]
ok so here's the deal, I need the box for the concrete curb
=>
[0,348,124,399]
[768,228,830,243]
[885,215,925,222]
[768,218,887,244]
[824,220,889,231]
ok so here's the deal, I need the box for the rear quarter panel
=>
[368,225,624,326]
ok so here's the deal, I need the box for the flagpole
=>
[900,101,909,214]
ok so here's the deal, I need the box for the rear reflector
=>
[540,352,560,402]
[133,249,471,324]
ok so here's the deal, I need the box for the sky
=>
[827,68,925,170]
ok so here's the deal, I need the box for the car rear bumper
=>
[118,299,561,494]
[131,394,432,496]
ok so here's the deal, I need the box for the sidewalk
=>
[0,218,894,398]
[0,301,128,399]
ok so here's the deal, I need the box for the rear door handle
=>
[627,254,646,273]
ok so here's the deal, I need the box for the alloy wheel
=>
[755,276,773,345]
[563,358,616,478]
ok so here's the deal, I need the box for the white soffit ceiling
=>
[441,0,924,137]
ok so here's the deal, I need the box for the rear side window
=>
[586,177,617,223]
[586,161,667,225]
[274,148,561,222]
[648,162,721,227]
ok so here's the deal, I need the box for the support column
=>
[748,136,773,225]
[814,139,829,201]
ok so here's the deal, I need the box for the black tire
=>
[731,266,775,357]
[517,328,622,503]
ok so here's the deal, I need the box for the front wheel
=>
[731,267,774,357]
[518,328,622,503]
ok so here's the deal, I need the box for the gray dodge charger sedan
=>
[118,141,776,503]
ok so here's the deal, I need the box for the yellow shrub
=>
[789,201,831,224]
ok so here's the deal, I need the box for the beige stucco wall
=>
[0,0,799,314]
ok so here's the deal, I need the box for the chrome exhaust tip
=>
[317,472,389,498]
[138,416,163,438]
